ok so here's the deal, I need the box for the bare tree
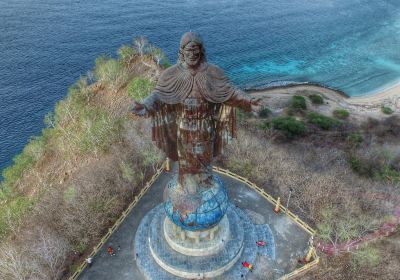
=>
[0,244,32,280]
[134,36,148,57]
[148,44,165,66]
[30,228,70,280]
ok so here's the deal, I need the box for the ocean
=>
[1,0,400,174]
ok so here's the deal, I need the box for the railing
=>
[68,163,165,280]
[213,166,316,235]
[70,162,318,280]
[279,249,320,279]
[212,166,319,279]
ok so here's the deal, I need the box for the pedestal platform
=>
[134,203,275,279]
[164,214,231,256]
[78,171,315,280]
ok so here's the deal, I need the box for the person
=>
[85,256,93,267]
[242,261,253,270]
[256,240,266,247]
[132,32,261,228]
[107,246,115,256]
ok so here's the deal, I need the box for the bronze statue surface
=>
[132,32,260,231]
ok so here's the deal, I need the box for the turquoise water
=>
[1,0,400,173]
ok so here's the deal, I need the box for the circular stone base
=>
[164,215,230,256]
[150,206,243,278]
[134,204,276,280]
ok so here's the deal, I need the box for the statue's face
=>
[183,42,201,68]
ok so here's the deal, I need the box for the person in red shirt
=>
[107,246,115,256]
[242,261,253,270]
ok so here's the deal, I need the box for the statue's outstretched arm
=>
[225,89,262,112]
[131,92,160,117]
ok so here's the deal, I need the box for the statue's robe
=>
[144,62,252,162]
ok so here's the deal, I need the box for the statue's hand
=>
[131,101,148,117]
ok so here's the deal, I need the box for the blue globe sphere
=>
[164,174,228,231]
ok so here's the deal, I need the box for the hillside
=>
[0,40,399,279]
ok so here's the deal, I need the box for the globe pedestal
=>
[134,174,275,279]
[163,174,229,232]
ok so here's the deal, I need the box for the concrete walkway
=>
[78,171,311,280]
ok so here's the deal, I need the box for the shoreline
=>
[247,81,399,122]
[347,80,400,106]
[247,81,400,110]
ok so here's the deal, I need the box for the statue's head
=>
[178,32,206,68]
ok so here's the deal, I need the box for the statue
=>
[132,32,261,232]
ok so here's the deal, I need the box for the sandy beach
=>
[248,82,400,121]
[347,81,400,108]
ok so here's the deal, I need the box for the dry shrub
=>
[223,126,399,279]
[349,144,400,183]
[0,227,69,280]
[305,233,400,280]
[223,129,396,224]
[362,116,400,139]
[33,157,130,247]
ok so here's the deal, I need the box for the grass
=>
[117,44,137,64]
[1,39,398,280]
[0,196,34,239]
[0,41,167,279]
[349,155,400,183]
[309,94,324,104]
[333,109,350,119]
[381,105,394,115]
[226,158,253,178]
[308,112,341,130]
[347,133,363,147]
[263,116,306,139]
[120,161,135,183]
[259,107,272,118]
[127,77,154,101]
[289,95,307,113]
[351,246,381,270]
[94,55,128,92]
[1,133,49,195]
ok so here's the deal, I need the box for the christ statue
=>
[132,32,261,232]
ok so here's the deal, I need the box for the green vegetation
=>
[94,55,128,92]
[289,95,307,112]
[317,208,375,244]
[347,133,363,147]
[118,44,137,64]
[381,105,393,115]
[333,109,350,119]
[351,246,381,271]
[308,94,324,104]
[307,112,341,130]
[0,38,169,279]
[0,74,126,241]
[54,79,124,156]
[120,161,135,183]
[1,37,398,280]
[263,116,306,139]
[227,158,253,178]
[64,185,77,202]
[127,78,154,101]
[148,45,170,67]
[259,107,272,118]
[0,197,34,238]
[349,149,400,183]
[74,241,88,255]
